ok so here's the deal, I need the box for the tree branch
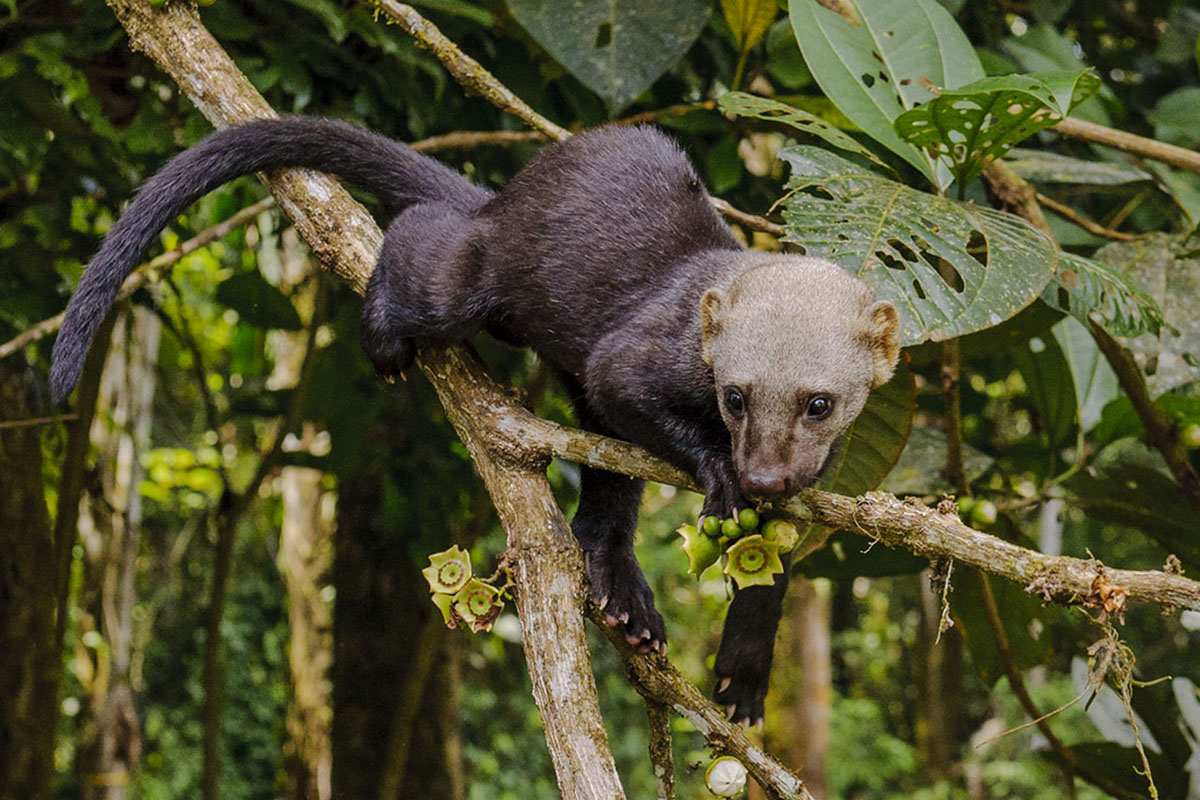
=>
[1054,116,1200,176]
[101,3,625,796]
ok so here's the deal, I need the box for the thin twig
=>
[369,2,780,235]
[645,699,676,800]
[1089,321,1200,514]
[975,572,1143,800]
[1055,117,1200,177]
[0,413,78,429]
[0,197,275,361]
[1036,192,1138,242]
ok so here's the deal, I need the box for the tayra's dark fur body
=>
[51,118,898,724]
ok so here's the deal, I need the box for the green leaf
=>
[1065,464,1200,575]
[1146,86,1200,148]
[953,573,1054,686]
[815,357,915,496]
[721,0,778,52]
[1052,316,1119,432]
[1098,234,1200,392]
[718,91,892,171]
[1041,250,1162,340]
[1011,327,1077,450]
[795,359,916,577]
[878,425,993,496]
[504,0,709,112]
[1063,742,1188,800]
[788,0,984,186]
[215,271,303,331]
[779,146,1057,345]
[1003,147,1151,186]
[893,70,1100,187]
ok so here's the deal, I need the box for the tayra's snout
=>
[739,472,789,500]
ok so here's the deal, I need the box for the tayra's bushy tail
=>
[50,116,491,402]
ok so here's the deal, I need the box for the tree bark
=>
[0,360,59,800]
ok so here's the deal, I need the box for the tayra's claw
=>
[605,613,620,627]
[618,611,630,624]
[725,705,737,721]
[656,640,667,656]
[598,595,609,610]
[626,630,644,646]
[717,677,731,694]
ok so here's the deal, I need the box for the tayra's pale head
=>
[700,256,900,501]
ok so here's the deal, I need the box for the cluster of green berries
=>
[676,508,800,589]
[955,496,998,527]
[421,545,507,633]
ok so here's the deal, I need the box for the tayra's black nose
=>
[739,472,788,499]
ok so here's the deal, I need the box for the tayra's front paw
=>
[362,331,415,382]
[584,549,667,655]
[713,631,774,728]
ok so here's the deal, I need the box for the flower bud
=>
[761,518,799,552]
[705,755,748,797]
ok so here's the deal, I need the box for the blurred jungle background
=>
[3,0,1200,798]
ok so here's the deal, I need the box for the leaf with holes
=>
[719,91,892,171]
[721,0,778,53]
[779,146,1056,344]
[1041,251,1161,339]
[894,71,1100,187]
[788,0,984,187]
[1087,233,1200,393]
[505,0,709,112]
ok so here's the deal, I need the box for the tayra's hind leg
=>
[361,202,489,379]
[568,400,665,654]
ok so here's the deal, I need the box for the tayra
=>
[50,117,900,725]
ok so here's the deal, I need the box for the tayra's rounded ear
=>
[700,288,725,366]
[859,300,901,388]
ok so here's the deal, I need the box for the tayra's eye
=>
[806,395,833,420]
[724,387,745,417]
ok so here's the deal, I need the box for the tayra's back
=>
[475,126,742,367]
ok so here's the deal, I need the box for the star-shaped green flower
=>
[422,545,472,594]
[723,534,784,589]
[676,523,722,577]
[452,579,504,633]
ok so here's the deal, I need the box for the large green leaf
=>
[1052,316,1119,432]
[1004,147,1151,186]
[894,70,1100,187]
[1065,464,1200,574]
[779,146,1057,345]
[954,573,1054,686]
[1063,742,1188,800]
[788,0,984,187]
[1041,250,1162,339]
[878,425,993,496]
[504,0,709,112]
[1095,234,1200,393]
[816,357,916,496]
[215,271,303,331]
[718,91,892,171]
[794,359,918,578]
[1011,330,1078,450]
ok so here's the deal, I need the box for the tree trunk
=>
[274,229,334,800]
[330,462,453,800]
[0,359,59,800]
[74,306,160,799]
[765,577,832,798]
